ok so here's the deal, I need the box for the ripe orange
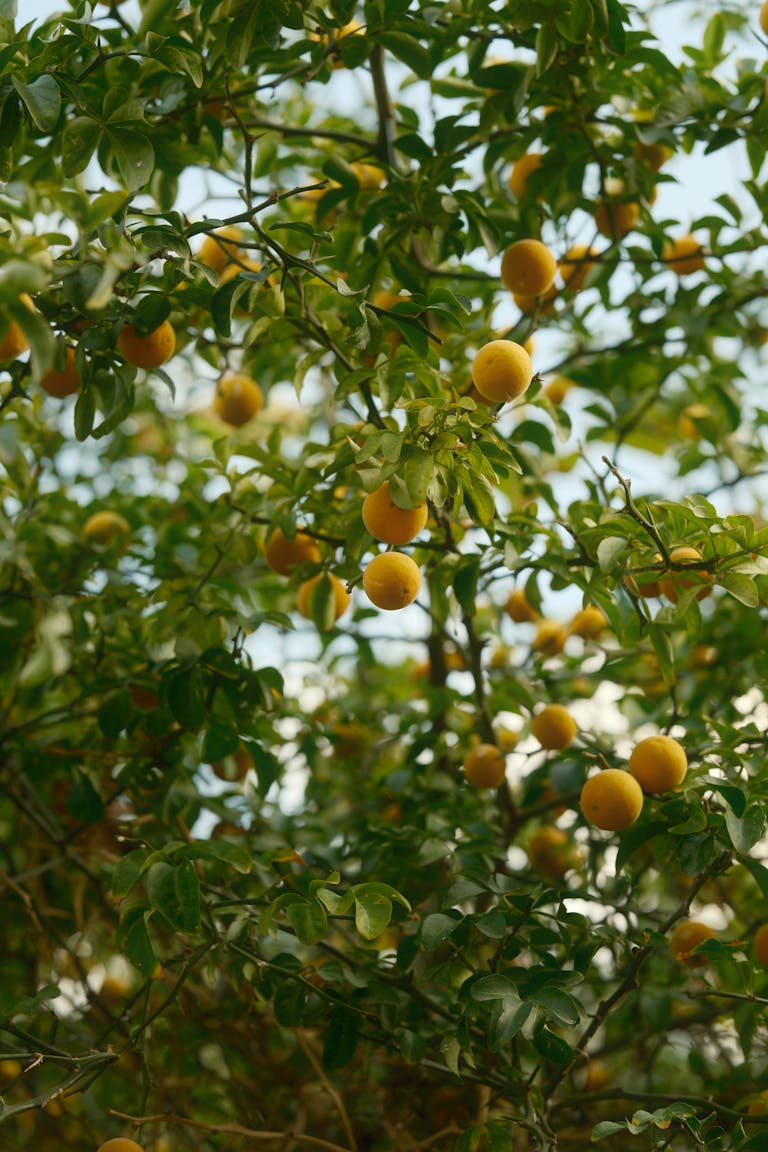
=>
[213,372,263,426]
[472,339,532,404]
[623,555,662,598]
[0,1058,21,1086]
[82,510,131,548]
[669,920,714,967]
[500,239,557,297]
[527,827,577,878]
[219,256,264,286]
[634,141,673,171]
[198,226,244,273]
[505,587,539,623]
[97,1140,145,1152]
[117,320,175,369]
[494,725,519,751]
[464,743,506,789]
[264,527,321,575]
[315,19,364,67]
[658,545,711,603]
[531,704,577,751]
[678,403,711,439]
[568,605,607,640]
[362,552,421,610]
[296,572,350,624]
[754,923,768,966]
[559,244,596,293]
[662,234,706,275]
[531,618,567,657]
[507,152,543,199]
[629,734,687,793]
[513,284,557,315]
[594,188,640,239]
[362,481,428,545]
[580,769,643,831]
[760,1,768,36]
[350,161,386,190]
[0,292,34,361]
[212,743,252,782]
[40,346,80,397]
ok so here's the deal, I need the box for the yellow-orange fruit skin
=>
[594,198,640,239]
[658,546,711,603]
[362,481,428,545]
[669,920,714,967]
[464,743,506,789]
[508,152,543,199]
[362,552,421,610]
[527,827,576,878]
[97,1140,146,1152]
[754,924,768,966]
[213,372,263,426]
[82,511,131,548]
[40,346,80,397]
[760,1,768,36]
[513,284,557,315]
[198,226,244,273]
[117,321,175,369]
[506,587,539,623]
[264,527,321,575]
[569,605,607,639]
[297,573,350,623]
[559,244,596,293]
[531,618,567,657]
[634,141,673,171]
[500,239,557,297]
[212,744,252,782]
[580,769,643,831]
[629,734,687,794]
[662,235,706,275]
[0,293,34,361]
[472,339,532,404]
[531,704,578,751]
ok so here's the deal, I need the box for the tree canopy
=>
[2,2,768,1151]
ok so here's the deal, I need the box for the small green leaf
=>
[12,75,61,132]
[286,900,327,945]
[535,23,558,75]
[323,1006,359,1070]
[106,126,155,191]
[532,1024,573,1063]
[61,117,101,177]
[112,850,152,899]
[420,912,461,950]
[378,31,432,78]
[725,803,765,855]
[592,1120,628,1140]
[354,890,392,940]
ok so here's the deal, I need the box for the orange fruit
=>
[117,320,175,369]
[629,734,687,793]
[362,481,428,545]
[582,1058,613,1091]
[500,239,557,297]
[594,185,640,239]
[580,769,643,831]
[527,827,578,878]
[662,235,706,275]
[634,141,673,171]
[212,743,252,782]
[82,510,131,548]
[350,161,386,189]
[40,346,80,397]
[507,152,544,199]
[754,924,768,966]
[505,587,539,623]
[530,704,577,751]
[559,244,596,293]
[543,376,575,405]
[197,226,244,273]
[296,572,350,624]
[531,618,567,657]
[0,292,34,361]
[623,555,662,598]
[513,284,557,315]
[658,545,711,603]
[472,339,532,404]
[0,1058,21,1086]
[760,1,768,36]
[669,920,714,967]
[264,527,321,575]
[568,605,607,640]
[494,725,519,751]
[464,743,506,789]
[678,403,711,439]
[213,372,263,426]
[97,1140,145,1152]
[362,552,421,610]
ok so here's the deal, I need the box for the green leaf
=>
[165,664,206,730]
[717,571,758,607]
[112,850,152,899]
[453,555,480,615]
[420,912,461,950]
[61,117,101,177]
[535,23,558,75]
[592,1121,628,1140]
[490,1000,532,1048]
[323,1006,359,1070]
[274,981,307,1026]
[532,1024,573,1063]
[0,983,59,1023]
[177,841,252,874]
[741,857,768,900]
[120,906,158,976]
[286,900,327,945]
[471,974,521,1003]
[354,890,392,939]
[146,861,201,933]
[12,75,60,132]
[378,31,432,78]
[725,803,765,855]
[202,722,240,763]
[106,126,155,190]
[531,986,581,1026]
[456,1121,516,1152]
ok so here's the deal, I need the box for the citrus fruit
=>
[629,734,687,793]
[568,605,607,640]
[463,743,506,788]
[531,704,578,751]
[472,339,532,403]
[623,555,662,598]
[40,346,80,397]
[658,546,711,602]
[760,1,768,36]
[362,481,428,545]
[117,320,175,369]
[505,587,539,623]
[82,511,131,548]
[531,618,567,657]
[213,372,263,426]
[212,743,252,782]
[0,292,34,361]
[97,1140,145,1152]
[594,185,640,239]
[634,141,673,171]
[662,235,706,275]
[198,226,244,273]
[264,527,321,575]
[527,827,577,878]
[362,552,421,610]
[500,239,557,296]
[669,920,714,967]
[508,152,543,199]
[580,769,643,831]
[0,1059,21,1086]
[559,244,596,292]
[296,572,350,624]
[513,284,557,315]
[754,924,768,966]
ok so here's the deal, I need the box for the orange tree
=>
[2,2,768,1151]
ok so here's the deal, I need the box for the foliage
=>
[2,1,768,1151]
